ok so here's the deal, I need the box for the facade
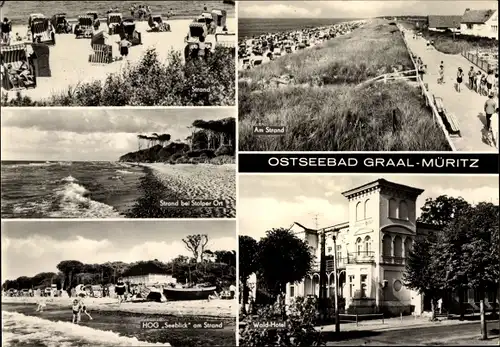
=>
[285,179,429,316]
[427,15,461,32]
[459,9,498,39]
[122,273,177,285]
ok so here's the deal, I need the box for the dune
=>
[2,17,236,101]
[2,296,237,318]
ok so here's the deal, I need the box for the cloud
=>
[239,1,498,18]
[1,110,170,134]
[1,235,235,281]
[239,196,348,241]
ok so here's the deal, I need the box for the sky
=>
[239,174,499,240]
[238,1,498,19]
[1,220,236,281]
[0,108,233,161]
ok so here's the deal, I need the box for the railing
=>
[338,313,385,326]
[462,50,498,74]
[397,24,457,152]
[381,255,405,265]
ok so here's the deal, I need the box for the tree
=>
[417,195,470,227]
[182,234,209,263]
[257,228,314,309]
[403,232,444,321]
[239,235,259,314]
[214,250,236,266]
[56,260,84,291]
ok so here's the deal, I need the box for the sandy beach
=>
[2,17,235,101]
[2,296,237,318]
[141,163,236,218]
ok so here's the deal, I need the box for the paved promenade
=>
[403,30,498,152]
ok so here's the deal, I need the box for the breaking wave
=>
[2,311,170,346]
[47,176,122,218]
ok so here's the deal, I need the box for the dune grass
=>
[239,19,451,151]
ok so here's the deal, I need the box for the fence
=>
[398,25,457,152]
[89,44,113,64]
[338,313,385,326]
[462,50,498,74]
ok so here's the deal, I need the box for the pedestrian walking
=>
[438,63,445,84]
[456,67,464,92]
[468,66,475,90]
[486,69,495,94]
[484,91,498,131]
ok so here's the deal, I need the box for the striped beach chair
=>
[88,44,113,64]
[31,18,55,45]
[1,44,36,90]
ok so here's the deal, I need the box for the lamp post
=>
[318,229,327,321]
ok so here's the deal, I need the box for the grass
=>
[399,22,498,55]
[239,19,451,151]
[2,47,235,106]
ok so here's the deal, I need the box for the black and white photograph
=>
[0,0,236,106]
[1,220,237,347]
[238,1,499,152]
[238,174,499,346]
[1,108,236,218]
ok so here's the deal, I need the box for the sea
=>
[238,17,363,38]
[1,161,146,218]
[2,310,170,347]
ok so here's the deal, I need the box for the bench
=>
[443,111,461,137]
[433,95,445,114]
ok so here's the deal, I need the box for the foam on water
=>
[2,311,171,347]
[47,176,123,218]
[115,170,139,175]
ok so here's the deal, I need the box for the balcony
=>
[381,255,405,265]
[351,251,375,264]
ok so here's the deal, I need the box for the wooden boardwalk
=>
[402,30,498,152]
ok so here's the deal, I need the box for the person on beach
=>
[484,91,497,131]
[486,70,495,94]
[480,74,487,96]
[36,297,47,312]
[115,278,126,303]
[475,71,482,94]
[77,296,93,321]
[468,66,475,90]
[119,38,132,59]
[1,17,12,44]
[456,67,464,92]
[438,63,444,84]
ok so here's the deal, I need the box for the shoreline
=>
[2,296,237,318]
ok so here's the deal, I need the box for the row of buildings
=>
[426,8,498,39]
[248,179,499,316]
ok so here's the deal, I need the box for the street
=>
[323,320,499,345]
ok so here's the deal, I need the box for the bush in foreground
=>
[239,296,324,347]
[1,47,235,106]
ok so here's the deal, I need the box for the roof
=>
[428,15,461,29]
[341,179,425,199]
[461,9,496,24]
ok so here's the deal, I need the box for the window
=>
[337,251,342,264]
[364,236,371,253]
[393,280,402,292]
[399,201,408,220]
[360,274,367,297]
[389,198,398,218]
[382,234,392,256]
[356,237,362,255]
[492,25,498,32]
[364,199,371,219]
[394,236,402,257]
[290,285,295,298]
[327,247,332,253]
[356,201,362,221]
[349,275,355,297]
[467,24,473,29]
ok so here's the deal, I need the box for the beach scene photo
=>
[1,220,237,347]
[1,108,236,218]
[238,1,499,152]
[0,0,236,106]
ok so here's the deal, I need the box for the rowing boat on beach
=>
[163,286,216,301]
